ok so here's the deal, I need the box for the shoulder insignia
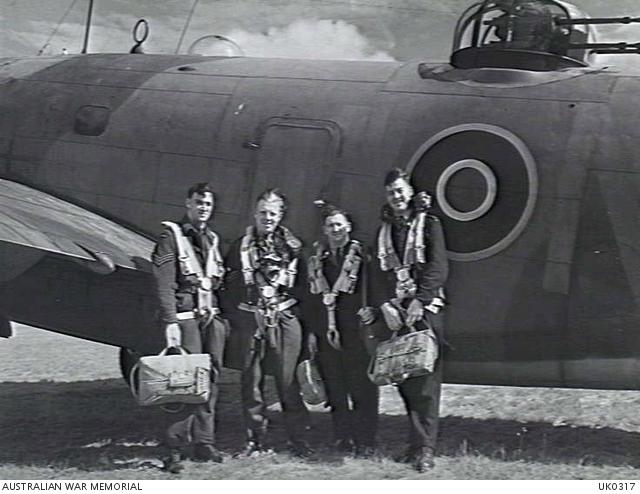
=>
[152,252,175,267]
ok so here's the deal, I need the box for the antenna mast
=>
[81,0,94,54]
[175,0,201,54]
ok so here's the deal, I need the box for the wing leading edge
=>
[0,179,154,276]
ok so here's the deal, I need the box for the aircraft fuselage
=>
[1,54,638,389]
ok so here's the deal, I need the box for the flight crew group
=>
[151,168,449,474]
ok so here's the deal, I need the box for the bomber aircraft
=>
[1,0,639,390]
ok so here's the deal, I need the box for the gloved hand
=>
[406,298,425,326]
[381,302,403,332]
[357,306,377,325]
[165,323,181,348]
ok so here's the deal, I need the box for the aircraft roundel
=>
[406,124,538,262]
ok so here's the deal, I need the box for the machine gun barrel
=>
[556,17,640,26]
[568,42,640,55]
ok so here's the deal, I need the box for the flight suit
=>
[372,211,448,454]
[225,225,309,449]
[307,240,379,450]
[152,217,227,449]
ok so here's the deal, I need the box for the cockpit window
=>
[452,0,597,68]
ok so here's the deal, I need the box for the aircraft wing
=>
[0,179,154,274]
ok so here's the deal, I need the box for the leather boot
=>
[163,449,184,474]
[193,444,224,463]
[413,447,435,473]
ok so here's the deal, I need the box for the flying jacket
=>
[371,212,449,315]
[152,217,224,324]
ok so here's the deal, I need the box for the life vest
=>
[377,212,428,300]
[162,221,224,313]
[377,211,427,272]
[307,239,362,298]
[239,225,300,292]
[307,239,363,342]
[376,213,446,309]
[239,225,302,348]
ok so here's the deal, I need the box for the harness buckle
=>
[322,292,337,307]
[395,266,411,282]
[260,285,276,299]
[199,277,213,291]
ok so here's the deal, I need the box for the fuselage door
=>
[245,117,341,245]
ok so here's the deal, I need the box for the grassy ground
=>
[1,325,639,480]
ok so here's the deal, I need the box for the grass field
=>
[1,324,639,480]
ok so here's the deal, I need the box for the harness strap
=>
[240,226,256,286]
[162,221,203,277]
[240,226,300,289]
[308,240,363,344]
[377,212,427,271]
[240,297,297,348]
[176,307,221,321]
[161,221,224,315]
[238,297,297,314]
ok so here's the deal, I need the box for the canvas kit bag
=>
[367,327,438,386]
[130,347,212,407]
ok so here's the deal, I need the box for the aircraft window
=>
[74,105,110,136]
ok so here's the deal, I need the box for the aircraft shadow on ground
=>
[1,379,639,471]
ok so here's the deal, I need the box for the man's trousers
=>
[317,331,379,447]
[165,315,227,447]
[396,311,444,452]
[241,309,308,444]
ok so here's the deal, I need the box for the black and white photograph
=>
[1,0,640,482]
